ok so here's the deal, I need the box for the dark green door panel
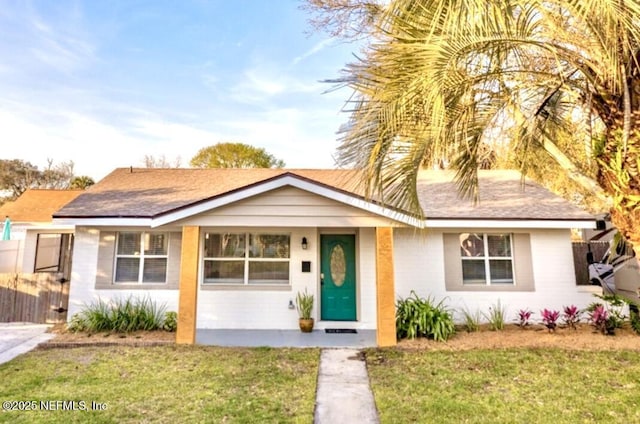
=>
[320,234,356,321]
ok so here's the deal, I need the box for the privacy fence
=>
[0,272,69,323]
[572,241,610,285]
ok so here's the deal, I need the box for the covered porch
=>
[196,328,377,348]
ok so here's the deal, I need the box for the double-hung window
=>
[115,232,168,283]
[459,233,514,285]
[203,233,290,285]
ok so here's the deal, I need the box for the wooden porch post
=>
[375,227,397,347]
[176,226,200,344]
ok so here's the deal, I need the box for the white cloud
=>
[292,38,333,65]
[25,6,96,73]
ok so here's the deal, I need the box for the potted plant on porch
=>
[296,289,314,333]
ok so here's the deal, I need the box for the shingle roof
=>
[417,170,594,221]
[0,189,84,223]
[53,167,594,222]
[54,168,363,218]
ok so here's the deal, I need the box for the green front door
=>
[320,234,356,321]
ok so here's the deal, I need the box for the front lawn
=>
[0,345,319,423]
[366,348,640,423]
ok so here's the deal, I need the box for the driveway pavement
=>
[0,323,55,364]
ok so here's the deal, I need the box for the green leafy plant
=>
[483,300,506,331]
[296,289,314,319]
[163,311,178,332]
[67,312,89,333]
[396,291,455,342]
[630,304,640,335]
[68,295,167,333]
[459,306,481,332]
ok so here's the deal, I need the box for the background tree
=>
[142,154,182,168]
[69,176,95,190]
[0,159,40,199]
[0,158,88,202]
[306,0,640,253]
[40,159,75,189]
[190,142,285,169]
[301,0,384,40]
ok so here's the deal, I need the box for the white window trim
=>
[114,231,169,284]
[461,233,515,286]
[202,232,291,286]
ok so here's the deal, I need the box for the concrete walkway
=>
[315,348,379,424]
[0,323,54,365]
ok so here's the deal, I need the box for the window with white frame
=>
[459,233,514,285]
[114,232,168,283]
[203,233,290,285]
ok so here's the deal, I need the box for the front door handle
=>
[320,273,324,285]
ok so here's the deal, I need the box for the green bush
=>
[163,311,178,332]
[396,291,455,342]
[67,295,167,333]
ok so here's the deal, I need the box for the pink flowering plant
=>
[589,305,609,334]
[516,309,533,328]
[541,309,560,332]
[562,305,581,330]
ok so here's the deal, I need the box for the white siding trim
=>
[152,176,421,228]
[54,218,153,227]
[425,219,595,229]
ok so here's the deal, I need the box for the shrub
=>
[562,305,581,330]
[516,309,533,328]
[67,313,88,333]
[483,300,506,331]
[396,291,455,342]
[630,304,640,335]
[163,311,178,332]
[588,305,614,335]
[541,309,560,332]
[586,294,627,335]
[459,307,481,332]
[68,295,167,333]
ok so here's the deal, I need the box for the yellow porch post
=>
[375,227,397,347]
[176,226,200,345]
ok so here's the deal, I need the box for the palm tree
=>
[329,0,640,254]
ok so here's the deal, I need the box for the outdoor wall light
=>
[288,299,295,310]
[301,237,308,250]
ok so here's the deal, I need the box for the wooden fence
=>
[572,241,610,285]
[0,272,69,323]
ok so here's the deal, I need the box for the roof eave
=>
[424,218,596,229]
[150,174,421,228]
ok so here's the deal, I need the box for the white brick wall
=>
[196,227,378,330]
[67,227,179,319]
[393,228,600,325]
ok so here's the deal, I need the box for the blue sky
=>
[0,1,358,181]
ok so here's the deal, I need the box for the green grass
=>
[0,345,319,423]
[365,348,640,423]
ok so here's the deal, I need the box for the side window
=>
[114,232,168,284]
[460,233,514,285]
[444,232,534,292]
